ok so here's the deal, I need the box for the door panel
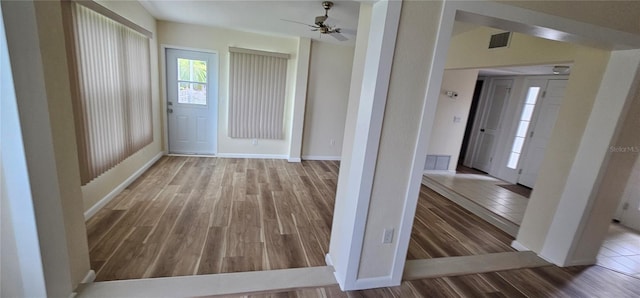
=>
[620,159,640,231]
[473,79,513,173]
[166,48,218,154]
[518,79,567,187]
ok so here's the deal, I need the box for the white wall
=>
[427,69,479,171]
[446,27,577,70]
[1,5,46,295]
[82,0,163,213]
[157,21,299,157]
[302,40,354,160]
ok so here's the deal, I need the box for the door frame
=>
[160,44,219,154]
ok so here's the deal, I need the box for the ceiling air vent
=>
[488,32,511,49]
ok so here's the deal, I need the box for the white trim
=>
[302,155,342,161]
[325,254,334,267]
[287,38,311,162]
[81,270,96,284]
[510,240,531,252]
[403,252,550,281]
[216,153,288,160]
[353,275,395,290]
[167,153,216,158]
[287,157,301,163]
[336,0,402,290]
[84,152,163,220]
[391,0,452,286]
[76,266,337,297]
[566,258,597,267]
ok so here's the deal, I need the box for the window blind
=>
[68,2,153,184]
[228,48,289,139]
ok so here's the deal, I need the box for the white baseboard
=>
[352,275,396,290]
[302,155,341,161]
[325,254,334,267]
[510,240,531,252]
[84,152,163,220]
[566,258,597,266]
[81,270,96,284]
[216,153,288,159]
[423,169,456,174]
[288,157,302,163]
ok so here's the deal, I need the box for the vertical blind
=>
[69,2,153,185]
[228,47,289,139]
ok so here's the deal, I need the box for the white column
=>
[327,0,402,290]
[538,49,640,266]
[288,37,311,162]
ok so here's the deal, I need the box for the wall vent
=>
[489,32,511,49]
[425,155,451,171]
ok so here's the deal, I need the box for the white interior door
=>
[473,79,513,173]
[620,159,640,231]
[518,79,567,187]
[166,48,218,155]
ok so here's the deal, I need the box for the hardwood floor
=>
[221,265,640,297]
[87,156,515,281]
[407,187,514,259]
[87,157,338,281]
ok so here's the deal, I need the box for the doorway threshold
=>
[422,174,525,237]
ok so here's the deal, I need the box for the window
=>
[178,58,207,105]
[228,47,289,139]
[67,2,153,184]
[507,87,540,169]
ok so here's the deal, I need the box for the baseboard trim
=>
[302,155,341,161]
[75,266,337,297]
[81,270,96,284]
[352,275,395,290]
[216,153,288,159]
[403,252,551,281]
[566,258,596,267]
[84,152,163,220]
[288,157,302,163]
[325,254,334,267]
[510,240,531,252]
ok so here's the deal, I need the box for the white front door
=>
[473,79,513,173]
[166,48,218,155]
[620,159,640,231]
[518,79,567,187]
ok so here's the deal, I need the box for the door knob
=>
[168,108,173,113]
[480,129,485,132]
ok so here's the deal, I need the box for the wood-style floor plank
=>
[88,157,514,281]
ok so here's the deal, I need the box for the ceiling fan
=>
[283,1,351,41]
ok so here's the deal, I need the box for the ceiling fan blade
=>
[281,19,317,28]
[330,32,348,41]
[340,28,357,35]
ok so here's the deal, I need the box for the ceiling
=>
[139,0,361,45]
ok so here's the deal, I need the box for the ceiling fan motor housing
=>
[315,15,328,26]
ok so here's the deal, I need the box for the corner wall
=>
[302,40,355,160]
[427,69,479,171]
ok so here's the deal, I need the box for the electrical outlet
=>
[252,139,258,145]
[330,139,336,146]
[382,228,394,244]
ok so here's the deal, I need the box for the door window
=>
[177,58,207,105]
[507,87,540,169]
